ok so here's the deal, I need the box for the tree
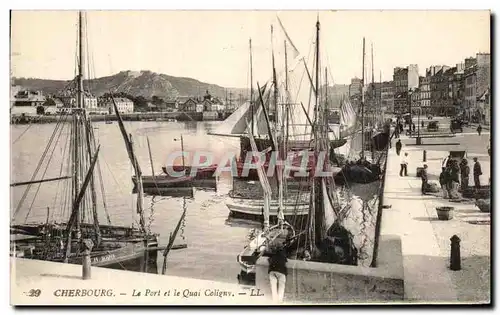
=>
[44,98,56,106]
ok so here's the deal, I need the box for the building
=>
[177,97,197,112]
[106,97,134,114]
[407,64,419,91]
[429,66,456,116]
[418,76,431,115]
[157,100,178,112]
[380,81,394,113]
[349,77,362,97]
[410,87,420,116]
[364,82,381,112]
[12,90,46,107]
[464,64,477,119]
[393,67,408,114]
[452,64,465,114]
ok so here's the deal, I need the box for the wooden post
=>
[82,239,94,280]
[450,235,461,271]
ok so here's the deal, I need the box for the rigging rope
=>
[13,111,69,220]
[12,124,32,145]
[51,122,71,222]
[23,115,68,223]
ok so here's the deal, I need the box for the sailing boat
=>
[333,38,384,185]
[209,38,345,181]
[10,11,180,273]
[237,17,357,277]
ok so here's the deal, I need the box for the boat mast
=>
[306,17,321,253]
[371,42,375,128]
[250,38,254,136]
[325,67,329,132]
[283,40,289,200]
[361,37,366,160]
[74,10,84,238]
[270,25,284,220]
[271,25,278,132]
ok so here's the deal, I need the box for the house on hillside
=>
[159,100,178,112]
[177,97,197,112]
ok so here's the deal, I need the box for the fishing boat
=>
[133,134,218,190]
[161,164,218,179]
[236,18,357,277]
[10,11,185,273]
[132,174,194,189]
[333,39,384,185]
[226,198,309,222]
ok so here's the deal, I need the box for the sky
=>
[10,10,490,88]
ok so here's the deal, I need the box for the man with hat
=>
[473,157,482,188]
[421,164,429,195]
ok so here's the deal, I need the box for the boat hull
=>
[132,175,194,188]
[11,231,160,274]
[161,165,218,179]
[226,199,309,223]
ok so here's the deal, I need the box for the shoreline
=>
[10,111,234,124]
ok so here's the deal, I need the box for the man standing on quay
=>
[473,157,482,188]
[395,139,402,156]
[400,152,408,177]
[421,164,428,195]
[459,158,470,192]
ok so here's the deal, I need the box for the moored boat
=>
[226,198,309,222]
[132,174,194,188]
[161,164,218,179]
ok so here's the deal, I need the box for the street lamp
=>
[173,135,185,169]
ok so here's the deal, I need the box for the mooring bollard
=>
[423,150,427,162]
[82,239,94,280]
[450,235,461,271]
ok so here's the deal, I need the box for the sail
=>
[340,99,357,131]
[320,178,337,240]
[211,84,271,136]
[247,123,272,229]
[271,16,316,142]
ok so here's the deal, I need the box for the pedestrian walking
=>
[268,245,288,304]
[399,152,408,177]
[473,157,482,188]
[477,124,482,136]
[395,139,402,156]
[421,164,428,195]
[421,120,425,128]
[412,123,416,133]
[459,158,470,191]
[439,167,449,199]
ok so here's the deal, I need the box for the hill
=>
[12,70,249,101]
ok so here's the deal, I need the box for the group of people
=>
[395,137,484,198]
[438,155,483,199]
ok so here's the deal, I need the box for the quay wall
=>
[10,111,233,124]
[255,235,404,303]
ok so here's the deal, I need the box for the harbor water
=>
[10,121,381,284]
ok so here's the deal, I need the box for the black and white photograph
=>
[8,9,492,305]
